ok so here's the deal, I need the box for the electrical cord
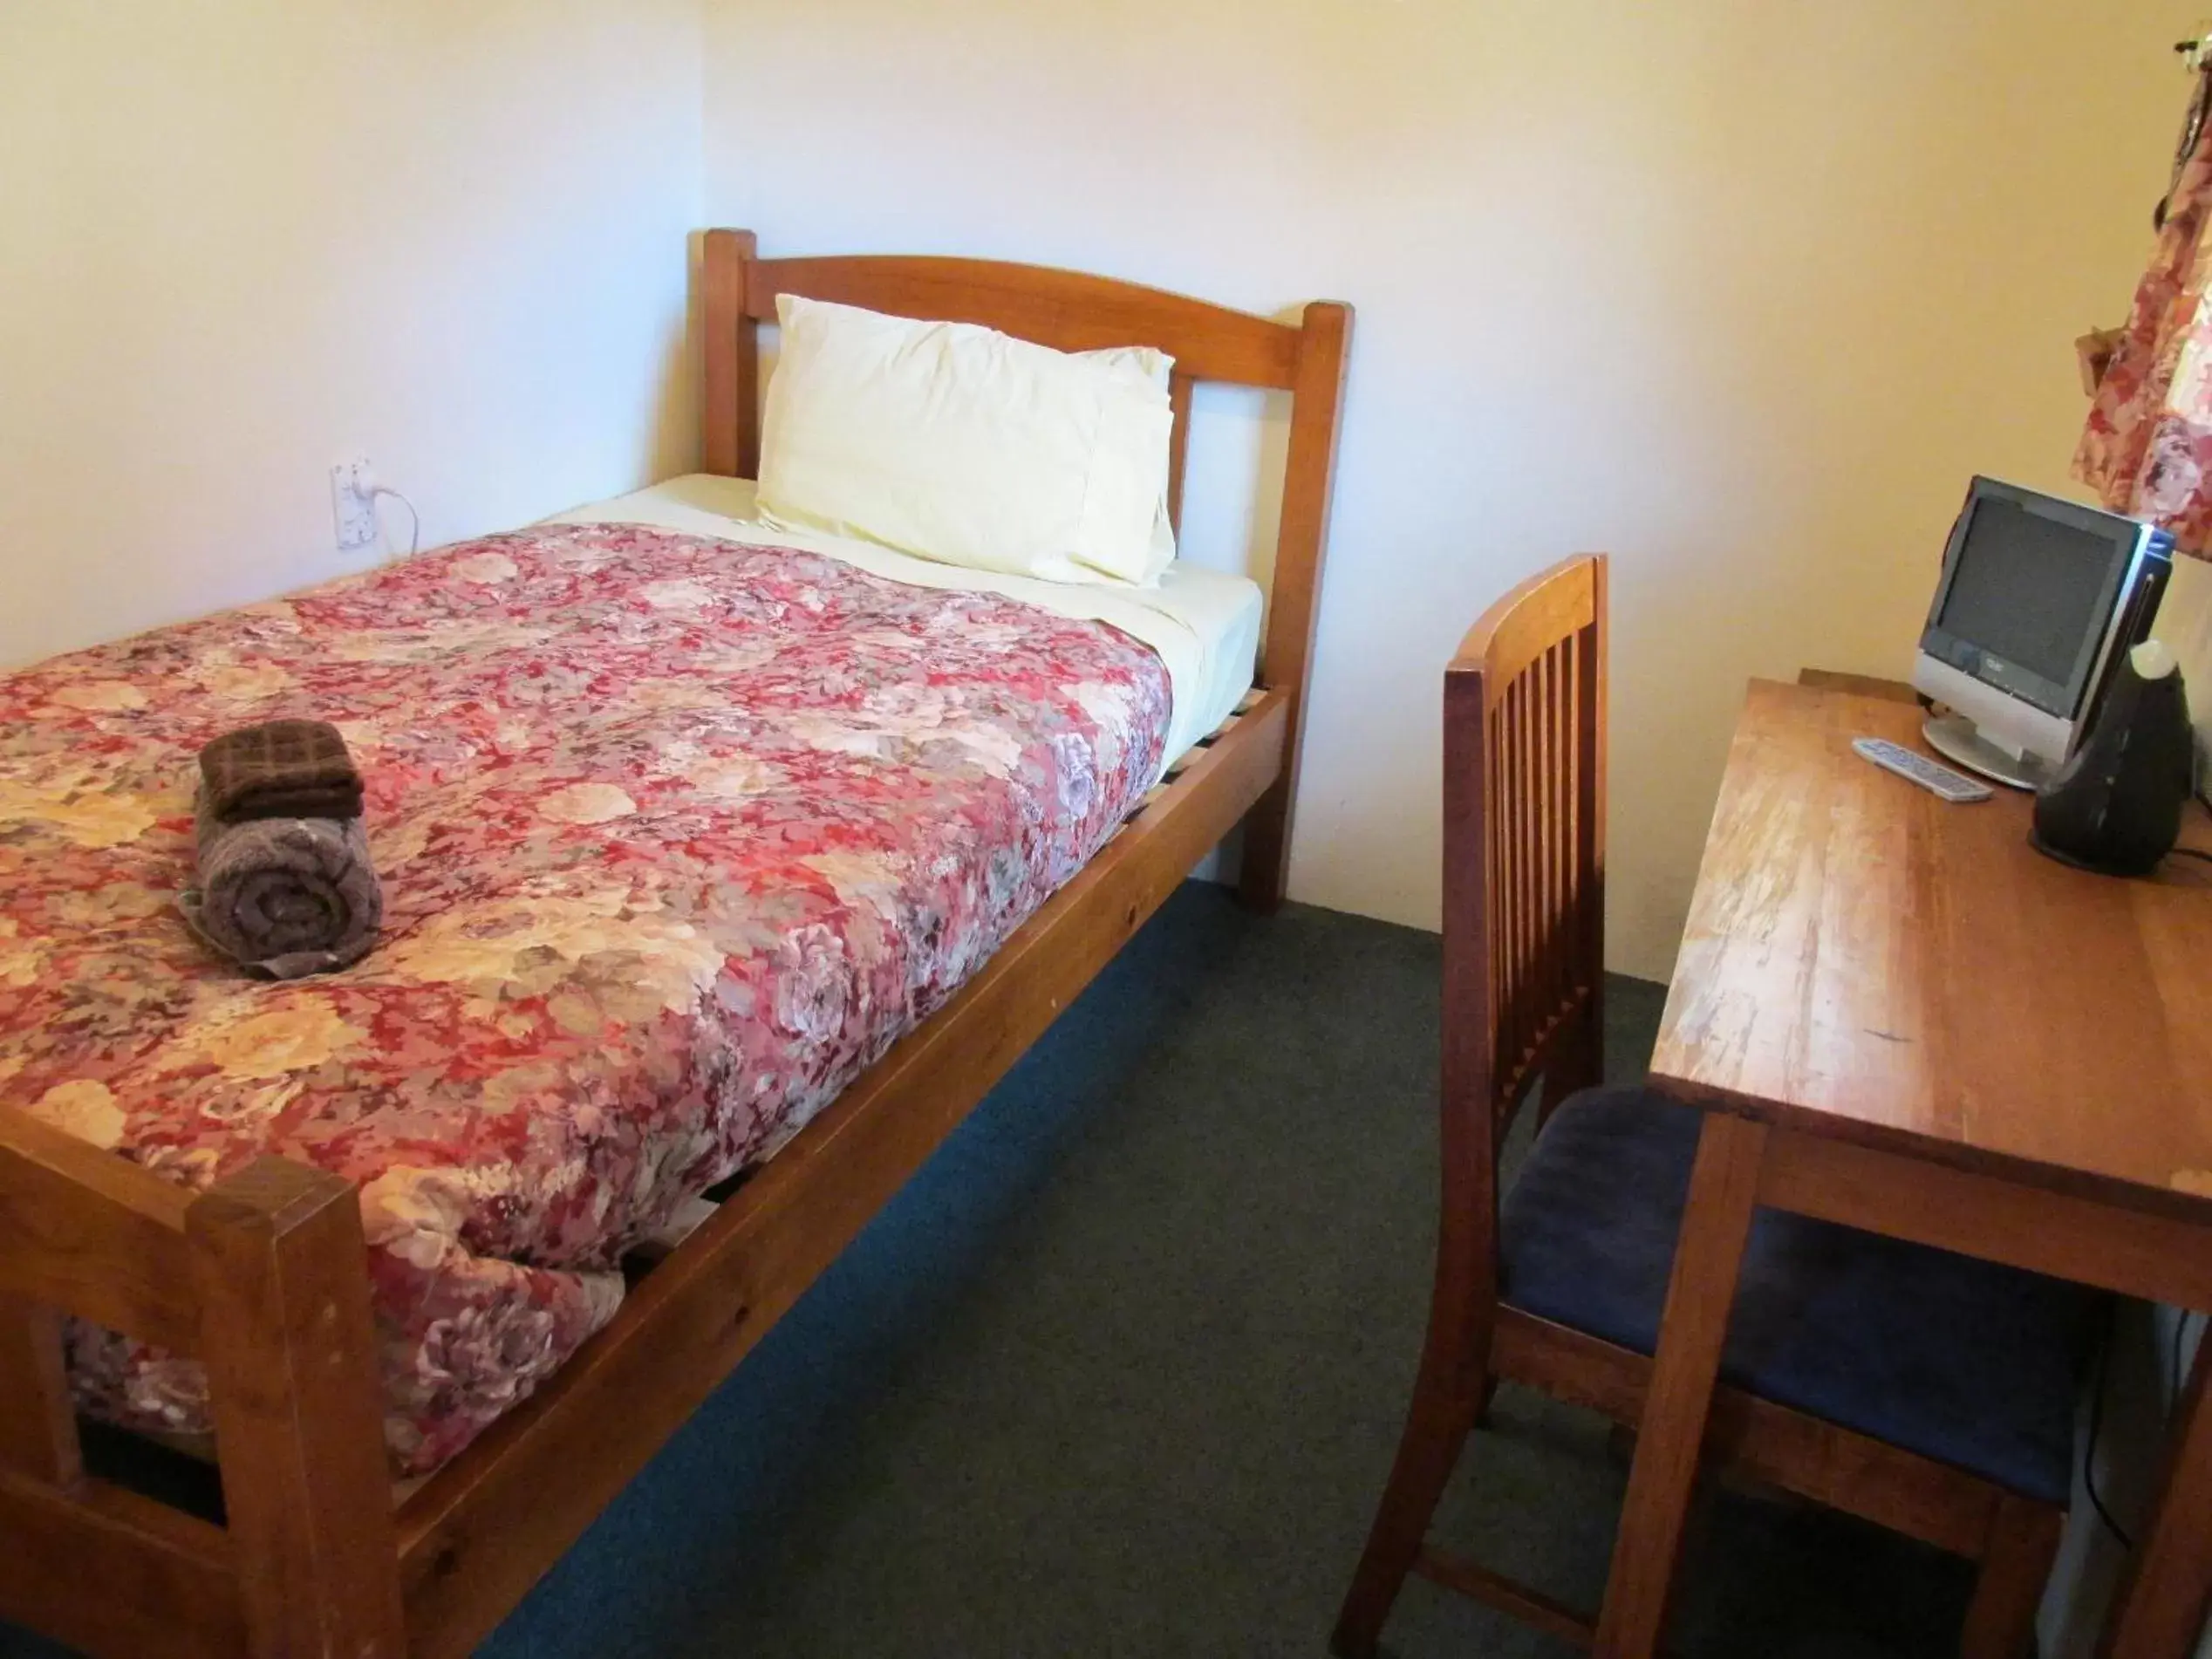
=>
[2169,847,2212,864]
[2086,1300,2134,1551]
[2176,1309,2202,1410]
[2082,1308,2206,1549]
[365,486,420,558]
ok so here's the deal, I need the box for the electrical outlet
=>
[331,454,377,553]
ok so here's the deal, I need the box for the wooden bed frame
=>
[0,229,1351,1658]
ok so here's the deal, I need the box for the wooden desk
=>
[1594,679,2212,1659]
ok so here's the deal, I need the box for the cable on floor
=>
[2086,1300,2134,1551]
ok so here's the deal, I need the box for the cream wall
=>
[704,0,2205,978]
[0,0,704,670]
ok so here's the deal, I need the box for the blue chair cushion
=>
[1499,1087,2102,1506]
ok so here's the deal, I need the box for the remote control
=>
[1851,736,1993,802]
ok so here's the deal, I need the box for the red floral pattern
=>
[2078,110,2212,556]
[0,523,1170,1474]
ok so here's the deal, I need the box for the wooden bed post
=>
[700,228,760,479]
[0,1294,79,1487]
[1237,298,1353,913]
[188,1158,406,1658]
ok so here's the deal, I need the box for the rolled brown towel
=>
[181,807,383,980]
[198,718,365,823]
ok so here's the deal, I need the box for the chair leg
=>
[1333,1381,1483,1659]
[1958,1496,2060,1659]
[1335,1200,1498,1659]
[1475,1374,1499,1428]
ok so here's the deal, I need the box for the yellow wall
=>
[0,1,703,667]
[705,0,2208,976]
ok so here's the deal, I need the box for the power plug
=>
[331,454,378,553]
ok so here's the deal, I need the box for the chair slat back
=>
[1443,556,1608,1172]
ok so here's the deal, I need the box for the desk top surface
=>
[1651,678,2212,1219]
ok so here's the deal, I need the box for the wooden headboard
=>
[697,227,1352,897]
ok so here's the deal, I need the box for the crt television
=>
[1911,476,2173,789]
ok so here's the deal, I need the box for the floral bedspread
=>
[0,523,1170,1474]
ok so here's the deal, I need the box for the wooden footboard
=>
[0,1114,404,1657]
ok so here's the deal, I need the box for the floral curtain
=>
[2077,71,2212,558]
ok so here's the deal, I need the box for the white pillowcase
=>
[756,295,1178,587]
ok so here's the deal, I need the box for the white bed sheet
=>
[544,474,1261,768]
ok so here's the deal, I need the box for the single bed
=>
[0,229,1349,1659]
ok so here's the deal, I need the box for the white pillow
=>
[756,295,1177,587]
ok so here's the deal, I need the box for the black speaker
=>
[2031,643,2194,877]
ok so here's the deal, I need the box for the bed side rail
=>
[392,690,1294,1658]
[0,1104,406,1658]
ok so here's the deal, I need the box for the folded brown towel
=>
[197,719,364,823]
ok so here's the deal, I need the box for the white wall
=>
[703,0,2206,977]
[0,0,704,669]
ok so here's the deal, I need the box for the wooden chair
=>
[1332,555,2101,1658]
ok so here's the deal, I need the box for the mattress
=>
[544,474,1263,767]
[8,518,1176,1474]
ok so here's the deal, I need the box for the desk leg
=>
[1593,1112,1767,1659]
[2101,1331,2212,1658]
